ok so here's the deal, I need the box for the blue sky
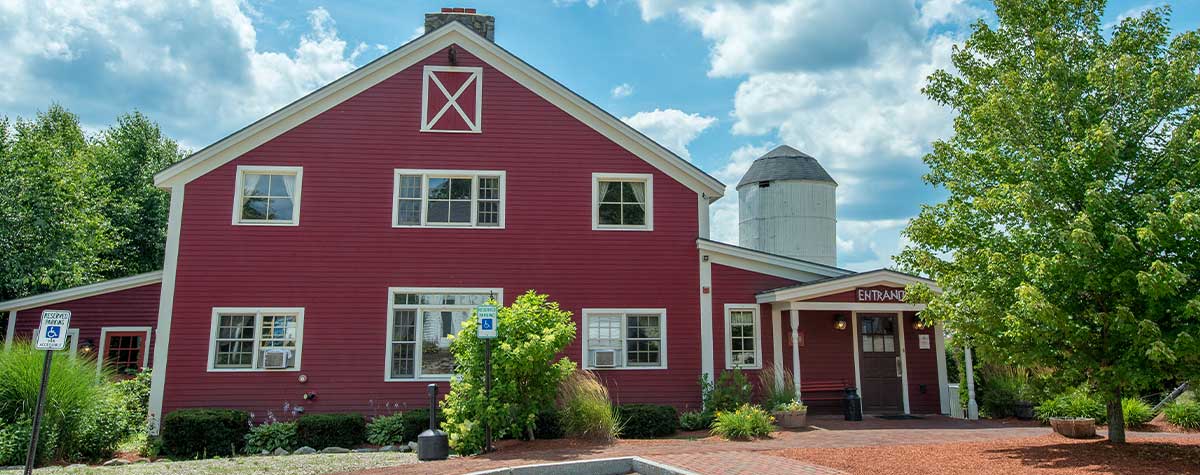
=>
[1,0,1195,271]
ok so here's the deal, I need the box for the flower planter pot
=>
[773,410,808,429]
[1050,417,1096,438]
[1013,401,1035,420]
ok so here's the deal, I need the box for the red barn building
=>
[1,9,950,427]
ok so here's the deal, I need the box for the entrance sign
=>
[34,310,72,350]
[476,305,498,339]
[856,287,906,303]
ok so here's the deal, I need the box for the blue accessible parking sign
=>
[476,305,498,339]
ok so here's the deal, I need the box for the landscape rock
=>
[260,450,270,456]
[1,466,23,471]
[399,444,413,453]
[352,448,377,453]
[273,448,290,456]
[102,458,131,466]
[321,447,350,454]
[408,441,419,452]
[293,446,317,455]
[378,445,397,452]
[66,464,87,468]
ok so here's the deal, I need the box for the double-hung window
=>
[387,288,502,380]
[724,304,761,369]
[208,308,304,371]
[581,309,667,369]
[393,170,505,228]
[233,166,303,225]
[592,173,652,230]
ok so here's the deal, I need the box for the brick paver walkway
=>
[345,416,1058,475]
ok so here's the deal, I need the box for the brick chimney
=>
[425,8,495,41]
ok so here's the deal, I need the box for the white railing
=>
[947,383,964,418]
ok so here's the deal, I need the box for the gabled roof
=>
[0,271,163,312]
[697,238,853,282]
[755,268,939,303]
[153,22,727,200]
[736,145,836,189]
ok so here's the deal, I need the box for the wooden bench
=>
[800,380,850,403]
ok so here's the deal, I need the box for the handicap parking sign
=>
[476,305,498,339]
[35,310,71,350]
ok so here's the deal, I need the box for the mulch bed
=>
[770,434,1200,475]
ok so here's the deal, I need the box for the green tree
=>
[900,1,1200,443]
[0,105,117,301]
[441,291,576,454]
[92,111,184,276]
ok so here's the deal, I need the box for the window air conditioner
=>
[261,349,291,369]
[591,349,618,368]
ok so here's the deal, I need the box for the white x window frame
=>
[421,66,483,133]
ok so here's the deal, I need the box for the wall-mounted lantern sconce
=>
[833,314,848,331]
[79,339,95,354]
[913,315,928,330]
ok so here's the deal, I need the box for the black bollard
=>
[843,387,862,421]
[417,384,449,460]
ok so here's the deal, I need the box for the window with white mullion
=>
[387,289,500,380]
[394,171,504,228]
[583,309,666,370]
[209,309,303,371]
[725,306,760,369]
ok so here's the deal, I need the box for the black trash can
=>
[843,387,862,421]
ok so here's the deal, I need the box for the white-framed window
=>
[386,288,502,381]
[724,304,762,369]
[232,166,303,225]
[581,309,667,370]
[421,66,482,133]
[592,173,653,231]
[207,308,304,372]
[393,170,506,228]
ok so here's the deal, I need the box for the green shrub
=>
[1121,398,1153,428]
[1035,389,1105,423]
[756,364,796,411]
[701,370,753,416]
[0,418,58,466]
[161,408,250,458]
[366,414,407,446]
[710,404,774,440]
[977,366,1034,418]
[442,291,577,454]
[1164,401,1200,430]
[557,371,619,440]
[245,421,298,453]
[617,404,678,439]
[532,409,564,440]
[69,387,136,461]
[296,413,366,449]
[112,368,152,428]
[399,409,442,443]
[678,411,713,431]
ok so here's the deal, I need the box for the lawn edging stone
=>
[293,446,318,455]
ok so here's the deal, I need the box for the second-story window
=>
[592,173,653,231]
[233,166,303,225]
[393,170,505,228]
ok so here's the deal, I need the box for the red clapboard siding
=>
[709,263,797,403]
[162,45,703,418]
[13,283,161,366]
[903,311,941,414]
[795,310,857,414]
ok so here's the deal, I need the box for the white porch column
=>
[4,310,15,350]
[699,254,714,386]
[790,310,802,399]
[964,345,979,420]
[934,323,950,415]
[772,306,783,387]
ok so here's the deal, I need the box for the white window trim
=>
[232,165,304,226]
[385,287,504,382]
[97,326,152,373]
[392,169,506,229]
[206,307,305,372]
[580,308,668,370]
[420,66,483,133]
[591,173,653,231]
[724,304,762,370]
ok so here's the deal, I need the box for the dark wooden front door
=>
[858,314,903,413]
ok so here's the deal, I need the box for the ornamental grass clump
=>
[1121,398,1154,428]
[710,404,774,441]
[757,364,797,411]
[442,291,576,454]
[1164,401,1200,430]
[557,370,620,441]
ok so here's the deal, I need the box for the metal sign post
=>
[26,310,71,475]
[476,304,498,453]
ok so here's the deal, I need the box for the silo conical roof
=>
[736,145,837,188]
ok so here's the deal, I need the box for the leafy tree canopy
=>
[900,0,1200,443]
[0,105,184,302]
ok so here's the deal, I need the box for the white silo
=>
[737,145,837,266]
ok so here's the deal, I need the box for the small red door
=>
[858,314,904,413]
[104,332,147,377]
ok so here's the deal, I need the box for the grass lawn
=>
[5,453,418,475]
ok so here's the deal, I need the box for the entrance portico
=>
[758,270,950,416]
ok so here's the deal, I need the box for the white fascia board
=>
[0,271,163,312]
[153,23,726,199]
[697,239,852,282]
[756,269,940,304]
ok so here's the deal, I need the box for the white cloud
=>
[621,108,716,160]
[611,83,634,98]
[0,0,376,146]
[918,0,986,28]
[554,0,603,7]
